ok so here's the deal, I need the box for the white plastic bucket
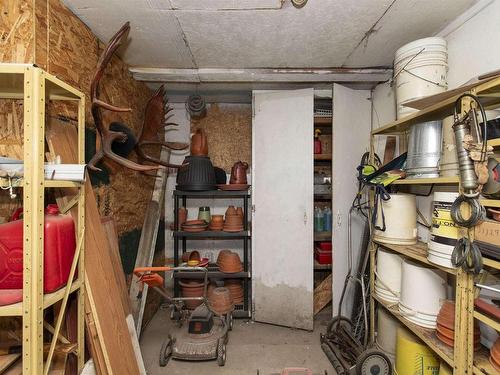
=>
[399,259,447,328]
[375,248,403,303]
[377,308,400,357]
[395,37,448,119]
[428,192,459,268]
[373,193,417,245]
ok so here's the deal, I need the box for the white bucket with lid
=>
[395,37,448,119]
[428,192,459,268]
[377,308,400,358]
[373,193,417,245]
[375,248,403,303]
[399,259,447,328]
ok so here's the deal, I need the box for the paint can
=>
[373,193,417,245]
[399,259,447,329]
[406,121,443,178]
[395,37,448,119]
[396,327,440,375]
[428,192,460,268]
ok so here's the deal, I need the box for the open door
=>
[252,88,314,330]
[331,84,371,318]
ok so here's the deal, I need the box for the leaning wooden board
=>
[46,119,140,374]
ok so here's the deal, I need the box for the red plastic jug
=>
[0,204,76,293]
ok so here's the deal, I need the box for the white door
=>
[252,89,314,330]
[331,84,371,318]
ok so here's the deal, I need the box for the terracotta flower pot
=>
[229,161,248,185]
[226,206,237,217]
[209,287,234,315]
[178,207,188,227]
[211,215,224,223]
[190,129,208,156]
[217,250,232,264]
[179,280,205,309]
[218,252,243,273]
[236,207,244,217]
[225,279,244,304]
[181,250,200,263]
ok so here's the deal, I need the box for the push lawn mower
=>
[134,266,230,366]
[320,154,393,375]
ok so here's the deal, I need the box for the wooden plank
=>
[46,120,140,374]
[314,273,332,315]
[129,148,169,337]
[1,359,21,375]
[0,354,21,373]
[84,292,108,375]
[382,136,396,165]
[101,217,130,316]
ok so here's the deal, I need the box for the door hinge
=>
[251,204,256,213]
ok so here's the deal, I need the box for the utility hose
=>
[450,195,485,228]
[451,237,483,275]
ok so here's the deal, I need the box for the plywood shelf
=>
[482,257,500,271]
[474,310,500,332]
[480,199,500,208]
[314,116,332,125]
[314,154,332,161]
[392,176,459,185]
[0,178,84,189]
[0,280,82,317]
[374,240,457,275]
[374,294,454,367]
[473,346,497,375]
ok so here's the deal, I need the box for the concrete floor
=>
[140,306,335,375]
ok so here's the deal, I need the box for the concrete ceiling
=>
[63,0,477,70]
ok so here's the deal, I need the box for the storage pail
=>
[377,308,400,357]
[395,37,448,119]
[406,121,442,178]
[373,193,417,245]
[428,192,459,268]
[375,248,402,303]
[396,327,440,375]
[399,259,447,328]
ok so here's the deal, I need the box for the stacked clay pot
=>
[209,214,224,231]
[490,338,500,372]
[179,279,205,309]
[208,287,234,315]
[225,279,244,304]
[217,250,243,273]
[224,206,244,232]
[436,300,481,349]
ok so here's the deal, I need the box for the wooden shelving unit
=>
[0,64,86,374]
[370,75,500,375]
[314,154,332,161]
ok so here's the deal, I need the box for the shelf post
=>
[22,66,45,375]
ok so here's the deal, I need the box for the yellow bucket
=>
[439,361,452,375]
[396,327,440,375]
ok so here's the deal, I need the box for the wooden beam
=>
[129,148,170,337]
[314,273,332,316]
[129,67,393,84]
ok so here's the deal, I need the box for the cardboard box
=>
[475,219,500,247]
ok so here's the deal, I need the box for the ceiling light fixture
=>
[291,0,307,8]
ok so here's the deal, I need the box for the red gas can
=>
[0,204,76,293]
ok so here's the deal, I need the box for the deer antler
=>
[88,22,161,172]
[135,85,189,168]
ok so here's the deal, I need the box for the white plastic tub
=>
[395,37,448,119]
[373,193,417,245]
[399,259,447,328]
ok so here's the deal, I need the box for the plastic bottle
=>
[323,207,332,232]
[314,207,324,232]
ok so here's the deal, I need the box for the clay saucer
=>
[475,298,500,320]
[223,227,244,233]
[217,184,250,191]
[489,357,500,373]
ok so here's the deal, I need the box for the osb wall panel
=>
[0,1,34,63]
[0,0,156,234]
[191,104,252,172]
